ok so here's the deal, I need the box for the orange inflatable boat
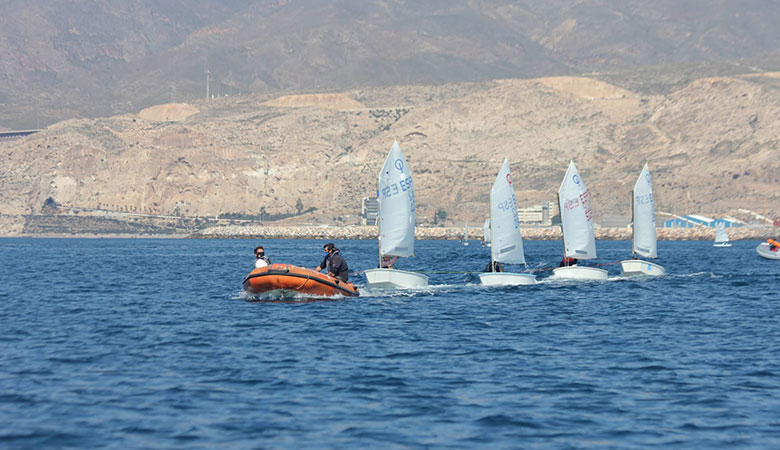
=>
[243,264,360,298]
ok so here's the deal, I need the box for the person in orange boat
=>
[254,245,272,268]
[315,243,349,281]
[768,239,780,252]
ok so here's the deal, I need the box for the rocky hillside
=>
[3,0,780,129]
[1,69,778,235]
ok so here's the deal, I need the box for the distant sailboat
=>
[478,158,536,285]
[460,222,470,246]
[552,161,609,280]
[713,222,732,247]
[620,163,666,276]
[481,218,491,247]
[363,141,429,289]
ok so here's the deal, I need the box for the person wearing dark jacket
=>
[484,261,504,272]
[315,243,349,282]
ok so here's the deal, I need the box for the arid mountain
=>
[1,69,778,235]
[3,0,780,129]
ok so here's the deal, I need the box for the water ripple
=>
[1,238,779,448]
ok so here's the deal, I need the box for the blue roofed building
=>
[662,215,743,228]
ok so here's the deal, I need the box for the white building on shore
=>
[517,201,553,226]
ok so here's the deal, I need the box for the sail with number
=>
[558,161,597,260]
[632,163,658,258]
[491,158,526,265]
[378,141,415,257]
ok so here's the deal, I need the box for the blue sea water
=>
[1,237,779,448]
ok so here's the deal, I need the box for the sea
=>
[1,237,779,448]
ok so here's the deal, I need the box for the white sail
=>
[714,222,729,243]
[558,160,597,260]
[490,158,526,265]
[631,163,658,258]
[482,218,491,244]
[378,140,415,257]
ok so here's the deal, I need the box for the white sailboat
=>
[460,222,470,246]
[481,218,491,247]
[479,158,536,285]
[363,141,429,288]
[552,161,609,280]
[620,163,666,276]
[713,222,732,247]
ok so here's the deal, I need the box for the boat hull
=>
[713,242,733,247]
[620,259,666,276]
[756,243,780,260]
[364,268,428,289]
[479,272,536,285]
[243,264,359,297]
[552,265,609,280]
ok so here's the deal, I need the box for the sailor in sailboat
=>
[478,158,535,285]
[620,163,665,276]
[363,141,429,289]
[380,255,398,268]
[552,161,609,280]
[484,261,504,272]
[559,257,578,267]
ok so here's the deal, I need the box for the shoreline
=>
[2,225,775,240]
[190,225,775,241]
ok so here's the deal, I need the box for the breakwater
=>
[192,225,775,240]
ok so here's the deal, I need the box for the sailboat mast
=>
[557,192,566,258]
[489,192,496,266]
[630,189,635,259]
[377,198,383,268]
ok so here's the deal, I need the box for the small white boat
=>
[756,242,780,260]
[364,141,429,289]
[364,267,429,288]
[620,163,666,276]
[460,222,470,246]
[481,218,491,247]
[713,222,732,247]
[552,161,608,281]
[478,158,536,286]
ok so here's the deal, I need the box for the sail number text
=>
[381,176,414,199]
[497,197,520,229]
[635,193,654,205]
[563,191,593,221]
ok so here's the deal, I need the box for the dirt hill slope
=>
[0,72,778,235]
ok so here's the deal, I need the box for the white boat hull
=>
[713,242,732,247]
[552,265,609,280]
[756,243,780,260]
[620,259,666,276]
[364,268,429,289]
[479,272,536,286]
